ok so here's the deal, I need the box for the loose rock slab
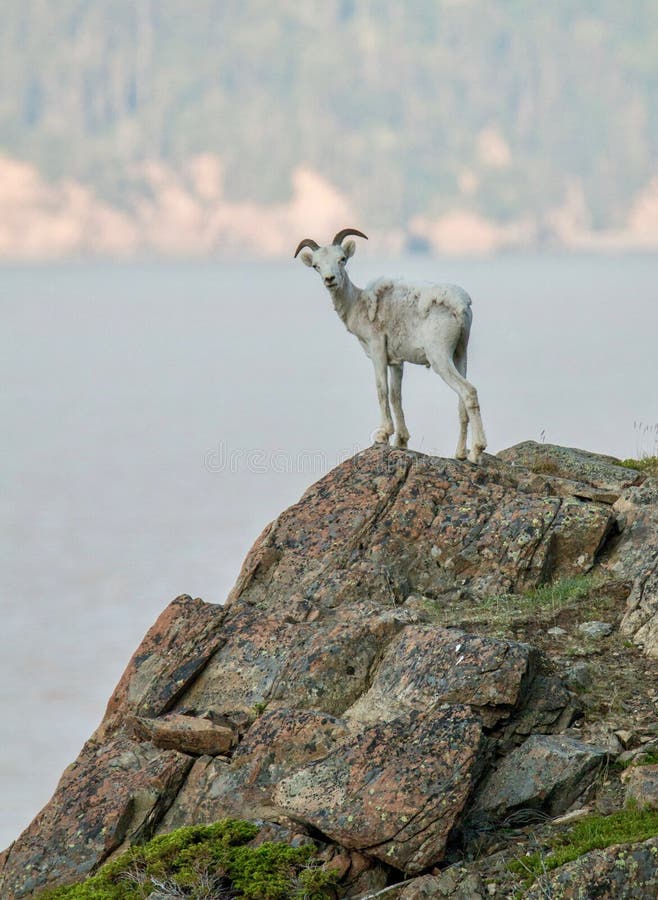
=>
[128,713,237,755]
[99,594,226,739]
[274,706,484,874]
[475,734,609,818]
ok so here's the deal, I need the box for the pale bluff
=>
[2,442,657,899]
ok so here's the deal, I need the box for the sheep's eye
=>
[340,257,346,264]
[313,265,319,271]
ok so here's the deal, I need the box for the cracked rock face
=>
[500,441,658,658]
[344,625,538,727]
[274,706,484,873]
[612,480,658,658]
[2,443,645,897]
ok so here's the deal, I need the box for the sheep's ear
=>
[299,250,314,267]
[344,240,356,258]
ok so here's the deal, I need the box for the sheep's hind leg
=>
[389,363,410,448]
[429,351,487,464]
[371,347,394,444]
[454,349,469,460]
[455,399,469,460]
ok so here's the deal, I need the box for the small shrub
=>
[36,819,338,900]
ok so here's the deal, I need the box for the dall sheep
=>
[294,228,487,463]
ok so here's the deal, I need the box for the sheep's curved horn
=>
[293,238,320,258]
[332,228,368,245]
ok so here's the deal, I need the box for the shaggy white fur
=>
[294,229,487,463]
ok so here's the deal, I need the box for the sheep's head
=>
[294,228,368,290]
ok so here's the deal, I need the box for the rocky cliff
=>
[2,443,657,898]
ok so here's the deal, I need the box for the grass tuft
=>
[509,805,658,888]
[422,574,599,634]
[618,457,658,476]
[478,574,591,623]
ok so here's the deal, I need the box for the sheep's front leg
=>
[371,345,394,444]
[389,363,410,448]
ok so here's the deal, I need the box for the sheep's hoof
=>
[468,446,485,464]
[373,428,392,444]
[455,448,468,461]
[392,433,409,449]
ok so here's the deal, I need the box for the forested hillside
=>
[1,1,657,256]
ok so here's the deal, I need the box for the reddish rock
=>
[128,712,237,755]
[274,706,484,873]
[99,594,225,739]
[0,737,192,898]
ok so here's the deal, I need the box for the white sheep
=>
[294,228,487,463]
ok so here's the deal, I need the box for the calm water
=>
[1,256,657,848]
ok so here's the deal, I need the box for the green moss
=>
[509,805,658,888]
[35,819,338,900]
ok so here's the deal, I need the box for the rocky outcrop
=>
[500,441,658,658]
[2,442,657,898]
[613,478,658,658]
